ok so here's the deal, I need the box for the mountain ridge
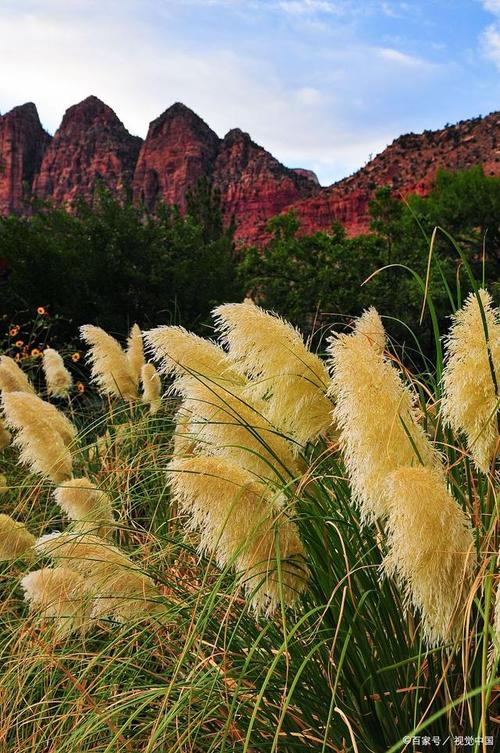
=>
[1,97,498,244]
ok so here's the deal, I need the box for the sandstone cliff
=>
[0,103,50,215]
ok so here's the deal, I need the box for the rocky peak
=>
[0,102,51,215]
[213,128,320,244]
[133,102,220,211]
[33,95,142,206]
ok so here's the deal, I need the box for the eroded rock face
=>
[1,98,498,245]
[33,96,142,207]
[0,103,50,215]
[213,128,319,244]
[133,103,220,211]
[285,111,500,238]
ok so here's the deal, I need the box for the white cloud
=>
[482,0,500,14]
[278,0,345,15]
[376,47,436,68]
[481,23,500,67]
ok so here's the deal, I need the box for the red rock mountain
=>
[33,96,142,206]
[133,102,219,211]
[0,96,498,244]
[0,103,50,215]
[285,112,500,238]
[212,128,318,241]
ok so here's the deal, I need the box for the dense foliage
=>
[0,180,241,337]
[0,167,498,358]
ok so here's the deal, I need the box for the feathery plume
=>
[126,323,145,387]
[0,514,35,559]
[214,302,332,445]
[0,355,34,394]
[80,325,137,400]
[0,474,8,494]
[328,308,439,522]
[383,467,476,646]
[54,478,114,537]
[2,392,74,482]
[42,348,73,398]
[141,363,162,415]
[441,289,500,472]
[352,306,386,355]
[168,456,307,613]
[21,567,90,637]
[146,326,297,482]
[0,419,12,449]
[36,532,160,622]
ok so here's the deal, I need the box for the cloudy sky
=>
[0,0,499,185]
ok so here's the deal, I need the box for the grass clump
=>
[0,270,498,752]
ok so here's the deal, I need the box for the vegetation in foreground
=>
[0,248,498,752]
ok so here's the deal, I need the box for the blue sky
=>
[0,0,499,185]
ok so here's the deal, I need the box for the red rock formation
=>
[213,128,319,244]
[33,96,141,207]
[285,111,500,239]
[0,103,50,215]
[133,103,220,211]
[1,97,498,246]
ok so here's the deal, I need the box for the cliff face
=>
[0,97,498,245]
[213,128,319,243]
[133,103,220,212]
[33,96,142,206]
[0,103,51,215]
[285,111,500,238]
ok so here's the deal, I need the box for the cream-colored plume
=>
[146,326,297,483]
[214,302,332,445]
[383,467,476,646]
[1,392,75,482]
[21,567,90,637]
[0,514,35,560]
[126,324,145,387]
[0,419,12,449]
[36,532,160,622]
[42,348,73,398]
[80,325,137,400]
[167,456,307,613]
[441,289,500,473]
[141,363,162,415]
[328,308,439,521]
[0,355,34,394]
[54,478,114,537]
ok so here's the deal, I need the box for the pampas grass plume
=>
[441,289,499,472]
[126,323,145,387]
[2,392,74,482]
[54,478,114,537]
[168,456,307,613]
[0,514,35,559]
[36,532,159,622]
[146,325,296,482]
[21,567,89,637]
[42,348,73,398]
[214,302,332,445]
[141,363,162,415]
[80,325,137,400]
[328,308,439,521]
[383,466,476,646]
[0,355,34,394]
